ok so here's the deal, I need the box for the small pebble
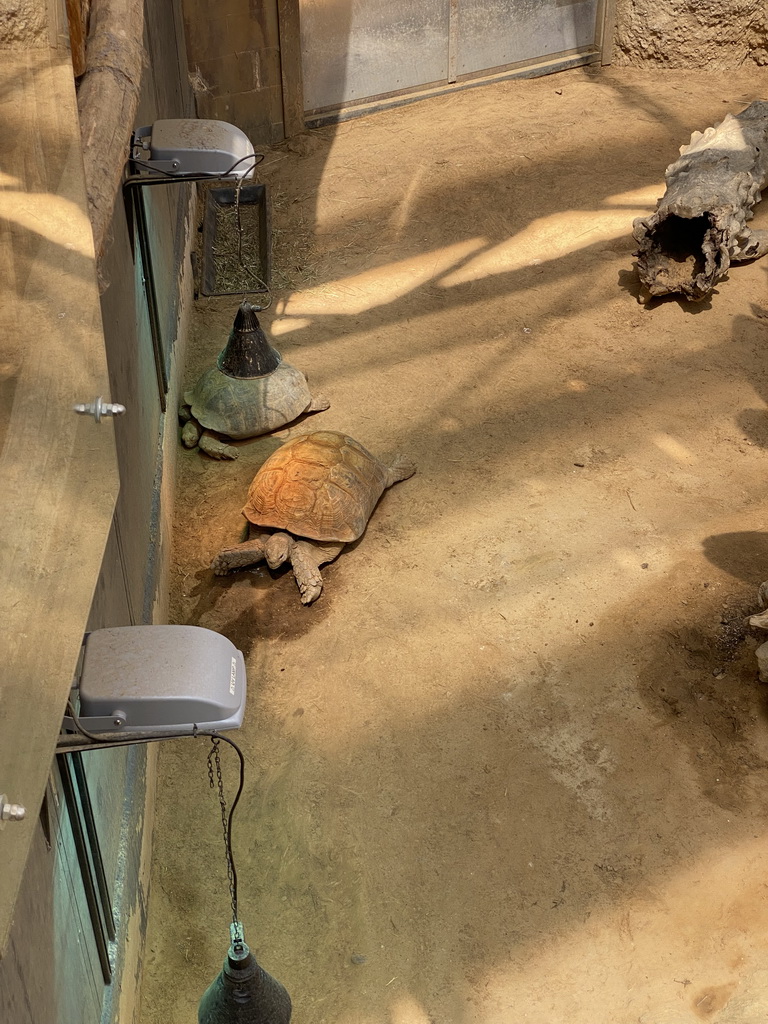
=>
[641,563,649,569]
[350,954,367,965]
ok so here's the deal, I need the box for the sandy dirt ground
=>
[139,67,768,1024]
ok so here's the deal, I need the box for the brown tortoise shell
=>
[242,431,390,543]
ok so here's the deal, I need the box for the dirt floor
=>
[139,67,768,1024]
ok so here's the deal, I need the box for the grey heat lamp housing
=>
[131,119,257,178]
[125,119,261,415]
[64,626,247,736]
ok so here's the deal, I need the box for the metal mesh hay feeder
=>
[198,183,272,297]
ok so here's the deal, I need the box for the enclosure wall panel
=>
[457,0,599,74]
[299,0,601,114]
[299,0,451,110]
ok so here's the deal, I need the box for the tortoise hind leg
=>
[385,454,416,488]
[301,372,330,414]
[289,540,344,604]
[199,432,239,460]
[307,393,330,413]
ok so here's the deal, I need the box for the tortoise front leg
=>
[212,532,270,575]
[289,540,345,604]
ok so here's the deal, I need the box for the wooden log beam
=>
[277,0,305,138]
[65,0,88,77]
[76,0,145,262]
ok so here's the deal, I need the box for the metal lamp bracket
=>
[62,711,127,731]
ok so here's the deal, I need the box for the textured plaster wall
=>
[0,0,47,47]
[614,0,768,68]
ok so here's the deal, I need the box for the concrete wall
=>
[613,0,768,67]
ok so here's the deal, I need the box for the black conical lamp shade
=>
[199,924,292,1024]
[217,302,282,379]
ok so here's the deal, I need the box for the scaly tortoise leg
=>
[385,453,416,488]
[749,580,768,629]
[212,533,270,575]
[289,540,345,605]
[199,432,239,460]
[307,393,330,413]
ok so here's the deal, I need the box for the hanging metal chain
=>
[207,737,238,924]
[234,172,271,308]
[235,175,246,283]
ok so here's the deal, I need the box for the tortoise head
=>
[217,302,282,379]
[265,532,292,569]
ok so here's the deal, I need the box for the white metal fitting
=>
[0,795,26,825]
[73,397,126,423]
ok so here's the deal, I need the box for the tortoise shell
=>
[242,431,390,543]
[185,362,312,440]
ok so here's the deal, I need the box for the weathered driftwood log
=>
[633,100,768,302]
[76,0,145,265]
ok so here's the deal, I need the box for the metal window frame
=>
[277,0,617,133]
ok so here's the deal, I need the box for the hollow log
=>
[633,100,768,302]
[76,0,145,264]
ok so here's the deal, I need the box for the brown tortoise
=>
[212,430,415,604]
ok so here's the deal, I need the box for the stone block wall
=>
[182,0,284,146]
